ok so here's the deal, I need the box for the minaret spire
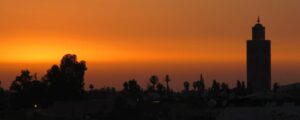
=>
[257,16,260,24]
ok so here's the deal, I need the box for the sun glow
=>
[0,37,114,63]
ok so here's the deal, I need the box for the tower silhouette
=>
[247,17,271,93]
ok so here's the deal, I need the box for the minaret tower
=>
[247,17,271,93]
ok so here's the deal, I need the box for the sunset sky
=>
[0,0,299,90]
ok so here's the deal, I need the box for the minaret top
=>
[252,17,265,40]
[254,16,263,27]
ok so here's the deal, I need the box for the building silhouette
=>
[247,17,271,93]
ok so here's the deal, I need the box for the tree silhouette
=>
[10,70,47,108]
[183,81,190,92]
[156,83,165,95]
[200,74,205,91]
[123,81,129,92]
[128,79,141,94]
[192,78,205,93]
[42,65,62,100]
[150,75,159,91]
[43,54,87,101]
[10,70,32,93]
[165,75,171,92]
[221,82,229,97]
[60,54,87,97]
[192,74,205,93]
[123,79,141,99]
[211,80,220,96]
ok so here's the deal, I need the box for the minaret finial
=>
[257,16,260,23]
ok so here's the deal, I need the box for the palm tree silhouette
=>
[165,75,171,92]
[150,75,159,91]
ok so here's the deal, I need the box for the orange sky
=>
[0,0,299,90]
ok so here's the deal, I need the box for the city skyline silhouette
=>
[0,1,300,120]
[1,0,300,91]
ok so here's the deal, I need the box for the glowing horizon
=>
[0,36,299,63]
